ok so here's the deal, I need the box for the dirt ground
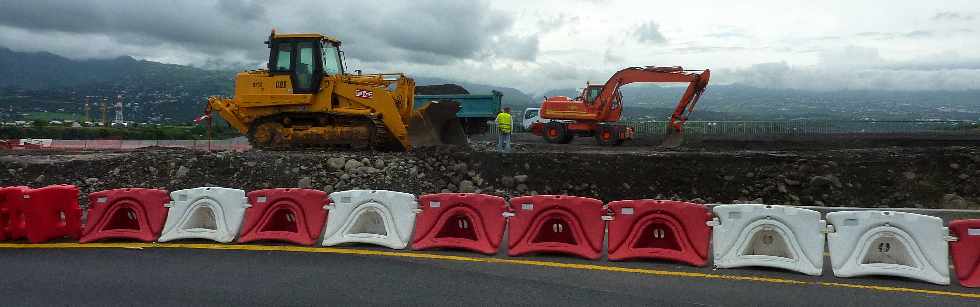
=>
[2,135,980,210]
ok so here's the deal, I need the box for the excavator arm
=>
[594,66,710,132]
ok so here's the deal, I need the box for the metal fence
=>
[2,138,251,151]
[487,120,980,140]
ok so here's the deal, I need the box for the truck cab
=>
[522,107,552,130]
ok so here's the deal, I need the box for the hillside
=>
[2,47,979,123]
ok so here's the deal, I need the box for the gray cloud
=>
[493,35,540,61]
[634,21,667,44]
[932,11,975,21]
[720,46,980,91]
[0,0,527,68]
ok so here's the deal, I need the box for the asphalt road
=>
[1,245,978,306]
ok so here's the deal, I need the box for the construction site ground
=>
[2,134,980,211]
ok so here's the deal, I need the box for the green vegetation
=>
[22,112,83,121]
[0,125,241,140]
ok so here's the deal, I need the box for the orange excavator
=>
[531,66,710,147]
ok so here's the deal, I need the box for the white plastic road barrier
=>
[158,187,249,243]
[710,204,825,276]
[321,190,418,249]
[826,211,952,285]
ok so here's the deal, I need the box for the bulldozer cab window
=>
[294,41,316,92]
[274,44,292,72]
[322,43,342,75]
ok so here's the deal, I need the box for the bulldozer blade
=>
[408,100,469,148]
[660,130,685,148]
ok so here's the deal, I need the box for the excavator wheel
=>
[543,122,571,144]
[595,125,618,146]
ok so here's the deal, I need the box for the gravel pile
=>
[2,145,980,210]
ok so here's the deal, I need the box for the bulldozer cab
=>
[266,31,344,94]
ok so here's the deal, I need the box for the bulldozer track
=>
[246,113,402,151]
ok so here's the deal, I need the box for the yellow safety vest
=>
[496,112,512,133]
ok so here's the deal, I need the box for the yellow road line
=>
[1,242,978,300]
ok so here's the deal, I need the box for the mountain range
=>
[2,47,979,123]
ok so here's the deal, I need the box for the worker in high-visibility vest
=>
[495,107,513,153]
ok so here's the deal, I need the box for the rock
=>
[959,173,970,180]
[942,194,971,209]
[356,166,379,174]
[501,176,515,188]
[809,175,841,189]
[298,177,313,188]
[344,159,363,171]
[723,175,735,181]
[446,183,457,191]
[85,178,100,185]
[459,180,476,193]
[361,158,371,166]
[374,159,385,169]
[777,183,788,193]
[514,175,529,183]
[902,171,916,180]
[34,175,45,183]
[328,157,346,169]
[750,198,763,204]
[746,172,755,178]
[176,166,190,178]
[340,174,350,180]
[784,178,801,186]
[950,163,961,170]
[622,183,631,190]
[814,200,825,207]
[516,184,528,192]
[246,162,257,167]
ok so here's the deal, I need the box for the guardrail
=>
[487,120,980,140]
[1,139,251,151]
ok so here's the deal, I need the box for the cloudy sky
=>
[1,0,978,93]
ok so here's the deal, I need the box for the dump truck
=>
[414,85,502,134]
[207,31,467,150]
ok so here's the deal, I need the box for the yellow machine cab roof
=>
[270,31,341,44]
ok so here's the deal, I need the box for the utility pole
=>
[83,96,91,122]
[100,98,108,126]
[113,95,124,125]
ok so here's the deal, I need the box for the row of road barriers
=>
[2,184,980,287]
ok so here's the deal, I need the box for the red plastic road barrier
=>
[606,200,712,266]
[80,188,170,243]
[507,195,605,259]
[0,186,30,240]
[238,188,329,246]
[21,185,82,243]
[412,193,508,254]
[950,219,980,287]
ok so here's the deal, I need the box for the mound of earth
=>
[416,84,469,95]
[2,144,980,211]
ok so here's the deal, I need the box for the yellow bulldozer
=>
[207,31,467,150]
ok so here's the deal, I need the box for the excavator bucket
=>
[661,129,684,148]
[408,100,469,148]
